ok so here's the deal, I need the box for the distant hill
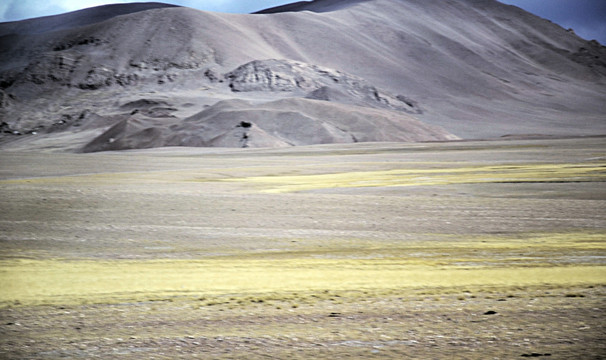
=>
[0,0,604,152]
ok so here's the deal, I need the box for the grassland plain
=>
[0,137,605,359]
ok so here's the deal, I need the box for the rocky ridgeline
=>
[2,55,422,111]
[2,51,210,94]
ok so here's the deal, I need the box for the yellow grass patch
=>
[1,257,603,307]
[222,162,606,193]
[1,231,603,307]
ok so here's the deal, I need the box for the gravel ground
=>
[0,138,604,359]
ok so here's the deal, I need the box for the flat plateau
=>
[1,137,605,359]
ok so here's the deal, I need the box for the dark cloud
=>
[498,0,606,44]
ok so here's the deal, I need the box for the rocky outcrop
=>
[0,89,13,109]
[226,59,422,114]
[570,41,606,76]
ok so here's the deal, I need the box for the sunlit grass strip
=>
[229,231,606,260]
[415,232,606,250]
[1,162,603,191]
[222,163,606,193]
[1,258,603,307]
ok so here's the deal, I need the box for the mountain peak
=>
[0,2,180,36]
[255,0,369,14]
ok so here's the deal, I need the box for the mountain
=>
[0,0,604,152]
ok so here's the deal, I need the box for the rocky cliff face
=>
[0,0,604,152]
[226,60,423,114]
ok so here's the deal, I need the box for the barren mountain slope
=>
[0,0,604,151]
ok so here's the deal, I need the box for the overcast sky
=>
[498,0,606,43]
[1,0,605,44]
